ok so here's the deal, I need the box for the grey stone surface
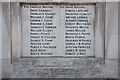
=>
[2,2,11,59]
[0,60,2,79]
[2,60,11,78]
[0,2,2,80]
[105,2,118,59]
[21,4,95,57]
[2,2,11,79]
[10,58,118,78]
[0,0,119,2]
[1,2,119,79]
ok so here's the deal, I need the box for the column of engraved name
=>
[63,5,95,56]
[26,5,57,56]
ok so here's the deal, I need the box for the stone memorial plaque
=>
[21,4,95,57]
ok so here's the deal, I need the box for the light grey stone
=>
[10,58,118,78]
[0,0,119,2]
[105,2,118,59]
[11,2,20,62]
[2,59,11,78]
[2,2,11,59]
[2,2,11,79]
[21,4,95,57]
[0,60,2,79]
[0,2,2,80]
[95,3,105,58]
[1,2,119,78]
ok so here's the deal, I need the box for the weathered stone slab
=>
[21,4,95,57]
[0,2,2,79]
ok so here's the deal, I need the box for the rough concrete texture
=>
[8,58,118,78]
